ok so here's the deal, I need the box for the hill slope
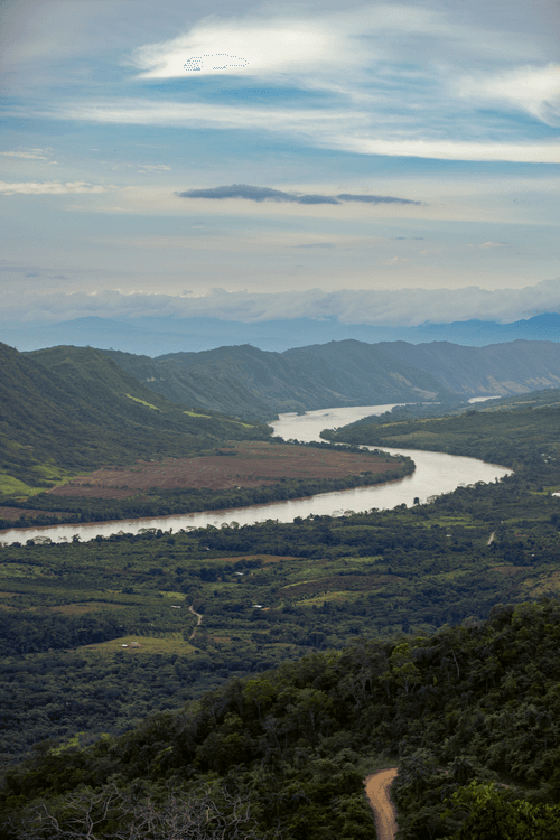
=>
[380,338,560,396]
[103,342,457,420]
[0,343,270,493]
[101,338,560,421]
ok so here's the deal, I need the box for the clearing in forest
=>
[48,441,401,499]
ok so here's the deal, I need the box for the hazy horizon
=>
[1,0,559,334]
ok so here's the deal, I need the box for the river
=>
[0,404,511,545]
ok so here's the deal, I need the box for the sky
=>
[1,0,560,331]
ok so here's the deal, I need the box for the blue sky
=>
[1,0,560,329]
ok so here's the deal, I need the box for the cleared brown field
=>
[49,441,400,500]
[0,506,58,521]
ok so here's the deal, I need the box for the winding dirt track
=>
[364,768,399,840]
[188,605,203,640]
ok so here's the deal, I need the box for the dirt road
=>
[364,768,399,840]
[188,605,203,640]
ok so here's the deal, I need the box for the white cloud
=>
[5,5,558,166]
[0,150,48,159]
[138,164,171,171]
[0,181,115,195]
[129,13,365,80]
[456,64,560,125]
[129,5,545,84]
[336,138,560,162]
[16,99,560,163]
[2,279,560,327]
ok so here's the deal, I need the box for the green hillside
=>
[380,338,560,396]
[0,343,270,494]
[104,341,457,421]
[102,338,560,421]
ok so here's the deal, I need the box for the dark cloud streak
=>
[337,194,421,205]
[177,184,422,206]
[178,185,293,202]
[296,194,340,205]
[293,243,336,249]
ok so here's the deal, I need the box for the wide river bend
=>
[0,404,511,545]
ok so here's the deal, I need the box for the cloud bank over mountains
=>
[2,280,560,328]
[178,185,422,206]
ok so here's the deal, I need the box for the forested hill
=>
[379,338,560,396]
[101,338,560,421]
[5,601,560,839]
[103,342,457,421]
[0,343,270,493]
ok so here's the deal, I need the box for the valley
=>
[98,337,560,421]
[2,337,560,839]
[6,1,560,834]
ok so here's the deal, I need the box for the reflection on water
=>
[0,404,511,545]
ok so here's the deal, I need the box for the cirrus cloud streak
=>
[9,99,560,163]
[0,180,115,195]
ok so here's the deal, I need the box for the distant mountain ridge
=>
[101,337,560,421]
[2,312,560,355]
[104,342,457,421]
[379,339,560,396]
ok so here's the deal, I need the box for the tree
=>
[17,783,259,840]
[446,782,560,840]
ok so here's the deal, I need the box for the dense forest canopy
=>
[4,601,560,838]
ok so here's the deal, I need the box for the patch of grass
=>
[79,634,199,656]
[183,410,253,428]
[0,474,45,495]
[522,571,560,597]
[50,731,87,755]
[125,393,160,411]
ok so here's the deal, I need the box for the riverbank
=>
[0,401,510,545]
[0,446,414,534]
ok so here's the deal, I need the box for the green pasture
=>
[184,410,212,418]
[79,633,199,656]
[125,393,161,410]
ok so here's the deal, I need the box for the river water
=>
[0,404,511,545]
